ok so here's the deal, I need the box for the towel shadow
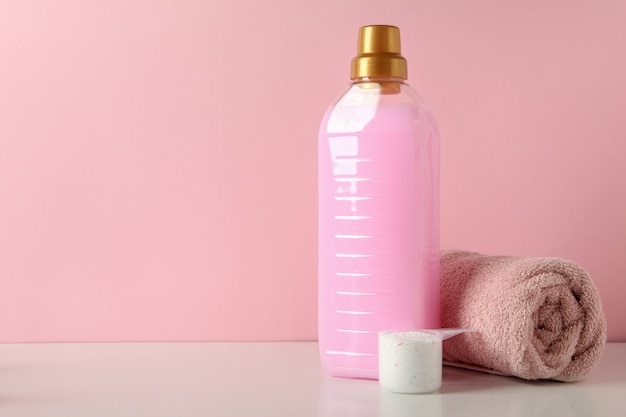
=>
[439,366,532,393]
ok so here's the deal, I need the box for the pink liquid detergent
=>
[318,83,441,379]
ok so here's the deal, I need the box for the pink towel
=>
[440,250,607,382]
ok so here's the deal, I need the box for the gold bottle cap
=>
[350,25,408,80]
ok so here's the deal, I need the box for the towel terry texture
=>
[440,250,607,382]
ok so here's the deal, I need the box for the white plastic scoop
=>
[378,328,474,394]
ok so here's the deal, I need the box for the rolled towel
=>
[440,250,607,382]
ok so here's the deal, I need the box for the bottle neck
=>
[351,76,406,84]
[351,76,406,95]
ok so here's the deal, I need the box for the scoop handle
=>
[436,328,474,340]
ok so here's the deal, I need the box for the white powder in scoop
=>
[378,331,442,394]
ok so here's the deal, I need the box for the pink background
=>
[1,1,624,342]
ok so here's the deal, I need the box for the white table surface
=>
[0,342,623,416]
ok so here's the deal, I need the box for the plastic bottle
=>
[318,25,441,379]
